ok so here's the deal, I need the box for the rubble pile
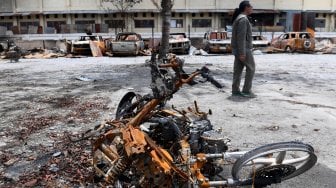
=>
[315,39,336,54]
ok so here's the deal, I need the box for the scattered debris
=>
[253,49,263,55]
[315,39,336,54]
[4,158,19,166]
[139,49,152,56]
[75,75,95,82]
[52,152,62,157]
[89,41,103,57]
[273,99,336,109]
[193,49,209,56]
[48,164,59,172]
[267,125,280,131]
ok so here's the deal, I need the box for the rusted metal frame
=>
[144,132,191,182]
[191,153,210,188]
[93,57,203,185]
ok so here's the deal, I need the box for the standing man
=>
[231,1,256,97]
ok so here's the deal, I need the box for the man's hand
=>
[239,54,246,62]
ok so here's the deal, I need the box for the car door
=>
[280,34,290,49]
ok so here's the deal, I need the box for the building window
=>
[105,20,125,29]
[91,14,95,18]
[45,21,66,33]
[151,13,154,17]
[74,14,78,18]
[315,19,326,28]
[9,16,13,19]
[134,13,138,17]
[172,12,176,17]
[179,13,183,17]
[27,15,31,19]
[19,21,39,34]
[171,19,183,28]
[46,21,66,33]
[0,22,13,30]
[134,19,154,28]
[113,13,117,18]
[75,20,95,33]
[280,12,286,18]
[278,19,286,27]
[220,18,231,29]
[200,13,204,17]
[62,14,66,18]
[142,13,146,17]
[192,19,212,28]
[104,14,108,18]
[75,20,95,24]
[0,16,4,20]
[83,14,87,18]
[46,15,50,19]
[192,13,196,17]
[209,13,212,17]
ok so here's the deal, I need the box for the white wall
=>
[16,0,40,12]
[42,0,68,12]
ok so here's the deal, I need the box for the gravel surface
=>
[0,54,335,187]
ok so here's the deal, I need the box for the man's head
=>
[239,1,253,15]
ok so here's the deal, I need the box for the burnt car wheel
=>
[285,46,293,53]
[303,40,312,49]
[184,47,190,54]
[204,44,210,53]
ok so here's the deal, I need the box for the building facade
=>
[0,0,336,36]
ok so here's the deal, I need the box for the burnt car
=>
[67,35,106,56]
[271,32,315,53]
[203,30,231,53]
[110,32,145,56]
[169,33,191,54]
[252,35,270,48]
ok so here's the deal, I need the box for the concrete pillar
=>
[185,13,190,34]
[66,14,72,24]
[330,14,335,31]
[39,15,44,29]
[213,13,218,29]
[157,12,161,32]
[286,11,294,32]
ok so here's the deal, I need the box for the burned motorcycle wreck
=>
[91,54,317,187]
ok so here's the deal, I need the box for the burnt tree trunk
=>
[159,0,173,59]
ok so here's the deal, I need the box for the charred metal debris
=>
[87,54,316,187]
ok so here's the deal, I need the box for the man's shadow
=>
[227,95,254,102]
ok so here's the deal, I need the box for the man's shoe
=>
[241,92,257,98]
[232,91,244,97]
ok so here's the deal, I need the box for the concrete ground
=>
[0,54,335,187]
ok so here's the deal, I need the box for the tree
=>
[101,0,143,32]
[158,0,173,59]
